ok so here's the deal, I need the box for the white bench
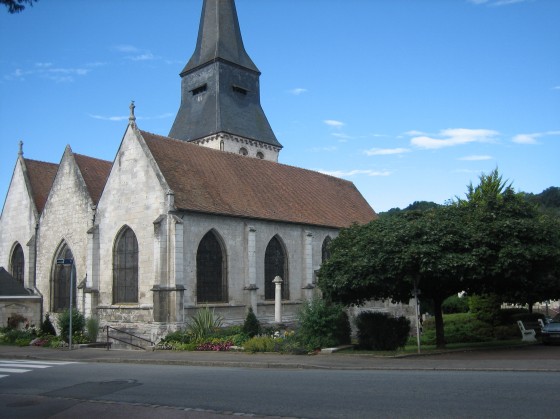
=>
[517,320,537,342]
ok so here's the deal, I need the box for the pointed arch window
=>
[113,227,139,304]
[322,236,333,263]
[265,236,288,300]
[197,231,227,304]
[52,243,76,312]
[10,243,24,284]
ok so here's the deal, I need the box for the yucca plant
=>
[188,307,223,340]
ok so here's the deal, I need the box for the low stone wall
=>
[0,296,42,328]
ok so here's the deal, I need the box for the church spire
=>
[182,0,259,75]
[169,0,282,159]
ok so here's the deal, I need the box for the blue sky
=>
[1,0,558,212]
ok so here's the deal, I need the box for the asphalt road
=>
[1,359,559,418]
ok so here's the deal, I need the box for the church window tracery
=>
[113,227,139,304]
[322,236,332,263]
[197,230,227,303]
[52,243,76,312]
[264,236,288,300]
[10,243,24,284]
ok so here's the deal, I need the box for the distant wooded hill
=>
[384,186,560,216]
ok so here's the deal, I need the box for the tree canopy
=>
[318,170,560,348]
[1,0,37,14]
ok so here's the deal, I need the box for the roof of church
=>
[0,267,32,296]
[24,158,59,214]
[141,130,377,228]
[73,153,112,205]
[182,0,258,74]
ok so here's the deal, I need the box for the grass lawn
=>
[335,339,535,357]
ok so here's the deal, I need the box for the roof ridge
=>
[141,129,358,187]
[23,157,59,167]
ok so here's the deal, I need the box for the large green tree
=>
[319,169,560,348]
[457,171,560,310]
[318,205,476,348]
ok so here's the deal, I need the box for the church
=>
[0,0,376,341]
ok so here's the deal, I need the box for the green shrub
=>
[85,317,100,342]
[296,297,351,351]
[243,335,277,353]
[242,307,261,338]
[510,312,545,323]
[498,308,528,325]
[355,311,410,350]
[0,328,37,345]
[57,309,86,343]
[188,307,223,340]
[160,329,195,344]
[493,324,519,340]
[469,294,502,326]
[442,295,469,314]
[420,313,494,345]
[40,313,57,336]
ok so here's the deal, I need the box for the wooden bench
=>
[517,320,537,342]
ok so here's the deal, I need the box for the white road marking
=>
[0,368,32,373]
[0,360,79,379]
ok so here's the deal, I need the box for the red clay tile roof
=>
[141,130,377,228]
[24,159,58,214]
[74,153,112,205]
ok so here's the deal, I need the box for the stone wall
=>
[36,148,94,316]
[0,296,42,328]
[94,127,167,334]
[0,157,38,290]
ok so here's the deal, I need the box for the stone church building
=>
[0,0,377,340]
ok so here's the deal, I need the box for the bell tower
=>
[169,0,282,161]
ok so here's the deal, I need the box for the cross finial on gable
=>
[129,101,136,126]
[18,140,23,157]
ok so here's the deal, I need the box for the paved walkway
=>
[1,343,559,372]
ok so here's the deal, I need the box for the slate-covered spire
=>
[169,0,282,153]
[182,0,258,75]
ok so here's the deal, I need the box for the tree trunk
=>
[433,298,445,349]
[527,301,533,314]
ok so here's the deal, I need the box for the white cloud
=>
[410,128,499,149]
[5,62,92,82]
[458,155,493,161]
[554,86,560,90]
[113,44,158,61]
[324,120,345,128]
[317,169,391,178]
[512,130,560,144]
[404,130,428,136]
[331,132,352,141]
[113,44,140,53]
[289,88,307,96]
[127,52,157,61]
[89,114,129,122]
[364,148,411,156]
